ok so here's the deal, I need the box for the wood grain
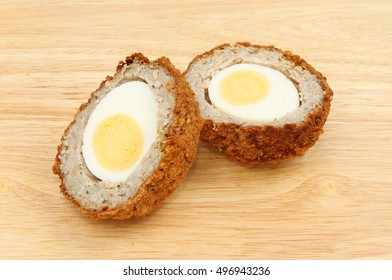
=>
[0,0,391,259]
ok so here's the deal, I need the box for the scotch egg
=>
[53,53,202,219]
[184,42,333,166]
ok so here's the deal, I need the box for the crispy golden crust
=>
[184,42,333,166]
[53,53,202,219]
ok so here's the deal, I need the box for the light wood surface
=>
[1,0,391,260]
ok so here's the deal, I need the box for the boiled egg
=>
[208,63,299,121]
[82,81,157,183]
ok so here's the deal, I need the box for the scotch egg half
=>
[208,63,299,121]
[184,43,333,166]
[53,53,202,219]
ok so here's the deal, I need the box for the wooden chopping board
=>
[1,0,391,259]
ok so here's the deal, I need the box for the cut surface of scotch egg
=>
[208,63,299,121]
[82,81,158,183]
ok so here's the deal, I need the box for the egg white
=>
[208,63,299,121]
[82,81,158,183]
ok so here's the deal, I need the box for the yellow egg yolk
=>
[92,114,143,172]
[219,70,270,105]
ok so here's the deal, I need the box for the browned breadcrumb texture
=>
[185,42,333,166]
[53,53,202,219]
